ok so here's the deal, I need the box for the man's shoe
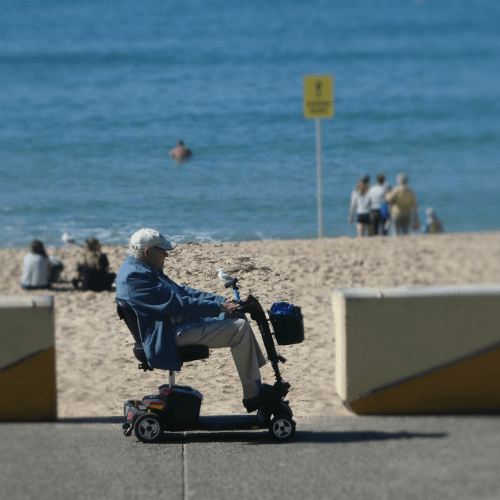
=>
[242,385,288,413]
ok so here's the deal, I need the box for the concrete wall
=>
[333,285,500,415]
[0,296,57,421]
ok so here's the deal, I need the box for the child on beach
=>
[424,208,444,234]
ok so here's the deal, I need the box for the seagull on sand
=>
[62,233,79,246]
[218,268,234,281]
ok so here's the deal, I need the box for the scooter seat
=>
[178,345,209,362]
[117,300,210,371]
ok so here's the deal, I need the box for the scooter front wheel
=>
[269,414,296,442]
[134,412,163,443]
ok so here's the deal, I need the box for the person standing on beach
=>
[348,174,374,237]
[368,173,391,236]
[115,228,286,412]
[168,140,192,162]
[385,173,420,236]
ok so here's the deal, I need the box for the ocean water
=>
[1,0,499,247]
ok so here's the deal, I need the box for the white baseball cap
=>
[130,228,177,251]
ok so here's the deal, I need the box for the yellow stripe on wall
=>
[0,347,57,421]
[349,344,500,415]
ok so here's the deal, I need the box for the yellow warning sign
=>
[304,75,334,118]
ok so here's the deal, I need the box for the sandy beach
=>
[2,231,500,419]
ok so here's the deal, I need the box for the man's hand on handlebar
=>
[221,301,239,315]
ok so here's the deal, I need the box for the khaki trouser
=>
[176,318,266,399]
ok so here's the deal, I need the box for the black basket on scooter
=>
[268,302,304,345]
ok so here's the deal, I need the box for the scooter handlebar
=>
[224,278,238,289]
[236,302,255,314]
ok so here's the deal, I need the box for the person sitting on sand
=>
[115,228,286,412]
[21,240,64,290]
[72,238,116,292]
[385,173,420,236]
[168,140,192,162]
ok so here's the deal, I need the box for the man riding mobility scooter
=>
[118,274,304,443]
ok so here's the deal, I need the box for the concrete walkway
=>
[1,415,499,500]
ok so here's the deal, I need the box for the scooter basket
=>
[268,302,304,345]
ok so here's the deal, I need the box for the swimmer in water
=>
[168,140,192,162]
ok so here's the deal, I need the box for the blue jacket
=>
[115,255,226,371]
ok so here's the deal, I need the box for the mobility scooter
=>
[118,274,304,443]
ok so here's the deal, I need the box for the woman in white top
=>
[348,174,374,237]
[21,240,58,290]
[368,173,391,235]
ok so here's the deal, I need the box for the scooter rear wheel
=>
[269,414,296,442]
[134,413,163,443]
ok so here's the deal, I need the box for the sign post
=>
[303,75,334,238]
